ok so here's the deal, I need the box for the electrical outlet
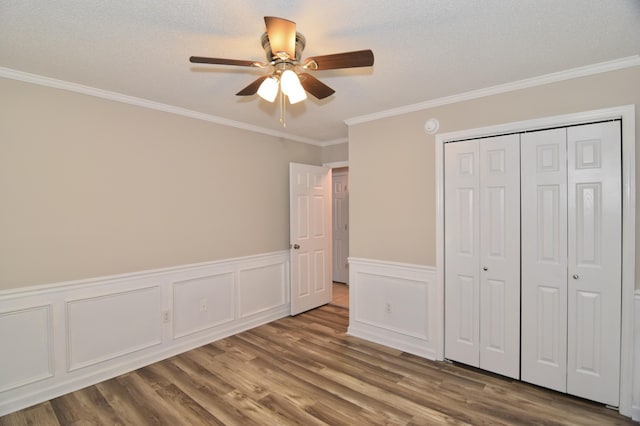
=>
[200,298,208,312]
[162,310,170,323]
[385,302,391,313]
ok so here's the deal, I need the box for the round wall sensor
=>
[424,118,440,134]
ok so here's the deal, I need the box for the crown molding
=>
[318,137,348,147]
[0,67,325,146]
[345,55,640,126]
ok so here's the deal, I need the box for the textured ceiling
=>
[1,1,639,144]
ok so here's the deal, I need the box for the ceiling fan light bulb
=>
[281,70,306,104]
[257,76,279,102]
[287,86,307,104]
[280,70,299,95]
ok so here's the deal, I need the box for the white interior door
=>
[445,140,480,368]
[290,163,332,315]
[332,171,349,284]
[478,134,520,379]
[567,121,621,406]
[445,135,520,378]
[521,128,569,392]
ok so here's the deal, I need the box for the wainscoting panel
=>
[0,251,289,416]
[66,286,163,371]
[172,273,234,339]
[633,290,640,421]
[238,262,287,318]
[0,304,53,393]
[347,258,439,360]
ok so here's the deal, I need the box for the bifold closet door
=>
[444,134,520,379]
[567,122,621,406]
[521,121,621,406]
[521,128,568,392]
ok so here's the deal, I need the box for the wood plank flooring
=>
[1,305,633,425]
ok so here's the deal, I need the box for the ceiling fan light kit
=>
[189,16,374,127]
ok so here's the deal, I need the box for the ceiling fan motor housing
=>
[261,32,306,63]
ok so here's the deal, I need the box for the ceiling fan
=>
[189,16,374,124]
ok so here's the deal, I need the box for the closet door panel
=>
[444,141,480,367]
[478,134,520,379]
[567,121,621,406]
[521,129,568,392]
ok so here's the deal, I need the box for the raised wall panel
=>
[172,273,234,339]
[0,305,53,392]
[352,271,429,340]
[0,251,290,417]
[238,263,286,318]
[348,259,438,360]
[66,286,162,371]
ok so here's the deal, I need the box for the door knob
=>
[572,274,579,279]
[482,267,488,271]
[291,244,300,249]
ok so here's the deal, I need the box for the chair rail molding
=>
[0,251,290,416]
[347,257,439,360]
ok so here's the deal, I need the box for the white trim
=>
[346,56,640,126]
[324,161,349,169]
[434,105,636,417]
[319,137,349,147]
[347,257,439,360]
[0,251,288,300]
[0,67,325,147]
[633,291,640,421]
[0,251,290,416]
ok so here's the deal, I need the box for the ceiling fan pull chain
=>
[280,89,287,127]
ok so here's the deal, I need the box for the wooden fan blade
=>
[298,73,335,99]
[264,16,296,59]
[190,56,256,67]
[305,49,374,70]
[236,76,268,96]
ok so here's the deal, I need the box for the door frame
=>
[434,105,636,416]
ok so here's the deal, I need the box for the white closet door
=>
[521,128,568,392]
[567,121,621,406]
[478,134,520,379]
[445,140,480,367]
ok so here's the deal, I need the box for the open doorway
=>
[331,166,349,308]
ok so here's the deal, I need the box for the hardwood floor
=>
[331,282,349,308]
[1,305,633,425]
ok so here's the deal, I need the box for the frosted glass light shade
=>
[280,70,307,104]
[257,76,279,102]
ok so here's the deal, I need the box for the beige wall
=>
[0,78,322,290]
[349,66,640,277]
[321,142,348,164]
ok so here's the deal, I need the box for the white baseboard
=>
[632,291,640,421]
[347,257,439,360]
[0,251,290,416]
